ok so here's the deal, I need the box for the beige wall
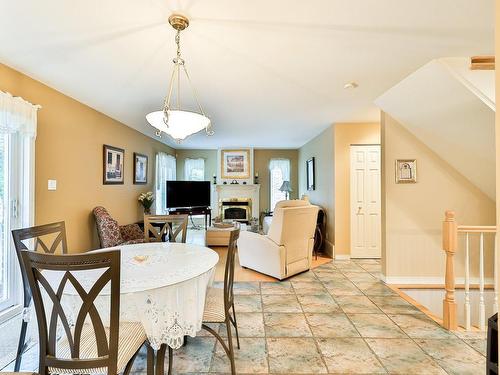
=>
[254,149,299,213]
[382,113,495,281]
[334,123,380,256]
[298,126,335,256]
[175,149,217,181]
[0,63,175,252]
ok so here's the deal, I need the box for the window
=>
[269,159,291,211]
[155,153,176,214]
[0,91,38,318]
[184,158,205,181]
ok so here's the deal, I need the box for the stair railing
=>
[442,210,497,330]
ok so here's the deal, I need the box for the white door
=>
[350,145,381,258]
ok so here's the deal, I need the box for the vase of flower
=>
[138,192,154,215]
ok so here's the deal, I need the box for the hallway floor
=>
[7,258,486,374]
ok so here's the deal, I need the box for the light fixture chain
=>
[147,14,214,141]
[175,29,181,59]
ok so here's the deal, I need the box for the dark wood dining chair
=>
[20,249,148,375]
[12,222,68,372]
[201,227,240,374]
[143,215,188,243]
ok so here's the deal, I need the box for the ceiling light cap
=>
[168,14,189,31]
[344,82,359,89]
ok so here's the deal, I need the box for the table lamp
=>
[279,181,292,200]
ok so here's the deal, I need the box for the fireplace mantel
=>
[211,184,260,219]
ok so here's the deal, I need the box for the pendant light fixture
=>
[146,14,213,142]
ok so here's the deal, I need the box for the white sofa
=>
[237,199,319,280]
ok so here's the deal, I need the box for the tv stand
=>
[168,206,212,230]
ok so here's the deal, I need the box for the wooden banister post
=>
[442,210,458,330]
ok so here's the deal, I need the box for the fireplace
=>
[220,198,251,222]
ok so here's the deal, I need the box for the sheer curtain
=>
[184,158,205,181]
[155,153,176,214]
[0,90,39,313]
[269,159,291,210]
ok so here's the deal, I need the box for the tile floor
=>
[4,259,487,374]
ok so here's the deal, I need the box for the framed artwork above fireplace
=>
[221,149,250,179]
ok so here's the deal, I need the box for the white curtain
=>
[269,159,290,181]
[155,153,176,214]
[0,91,39,229]
[184,158,205,181]
[269,158,291,210]
[0,90,39,314]
[0,91,38,137]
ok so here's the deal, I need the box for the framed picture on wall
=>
[306,157,315,191]
[221,149,250,179]
[133,153,148,184]
[395,159,417,183]
[103,145,124,185]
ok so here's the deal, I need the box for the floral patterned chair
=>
[93,206,145,248]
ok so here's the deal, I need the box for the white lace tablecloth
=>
[40,242,219,350]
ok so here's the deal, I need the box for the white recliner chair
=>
[237,199,319,280]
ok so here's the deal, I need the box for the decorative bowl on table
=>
[213,222,234,229]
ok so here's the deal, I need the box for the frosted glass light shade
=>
[146,109,211,141]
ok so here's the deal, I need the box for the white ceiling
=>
[0,0,494,149]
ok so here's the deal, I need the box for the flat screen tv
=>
[166,181,211,209]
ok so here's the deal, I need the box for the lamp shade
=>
[146,109,211,142]
[279,181,292,192]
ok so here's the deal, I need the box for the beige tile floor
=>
[5,258,486,374]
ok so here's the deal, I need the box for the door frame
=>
[349,144,382,259]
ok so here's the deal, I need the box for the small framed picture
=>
[395,159,417,183]
[306,157,315,191]
[221,149,250,179]
[134,153,148,184]
[103,145,124,185]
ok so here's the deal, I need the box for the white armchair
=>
[237,200,319,280]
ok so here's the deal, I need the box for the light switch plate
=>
[48,179,57,191]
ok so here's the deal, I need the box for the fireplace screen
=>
[224,207,247,220]
[220,198,251,222]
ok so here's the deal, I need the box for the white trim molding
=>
[334,254,350,261]
[382,275,495,286]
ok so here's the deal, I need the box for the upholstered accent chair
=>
[93,206,144,248]
[238,199,319,280]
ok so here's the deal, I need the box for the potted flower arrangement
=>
[138,191,154,214]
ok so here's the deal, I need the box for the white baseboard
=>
[382,275,495,286]
[334,254,351,261]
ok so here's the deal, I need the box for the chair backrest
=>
[93,206,123,248]
[223,226,240,313]
[268,201,319,263]
[144,214,188,243]
[21,250,121,375]
[12,222,68,307]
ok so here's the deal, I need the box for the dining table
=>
[39,241,219,375]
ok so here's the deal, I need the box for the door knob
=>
[357,206,362,214]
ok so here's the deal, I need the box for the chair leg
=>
[147,343,155,375]
[225,318,236,375]
[123,346,142,375]
[231,303,240,349]
[167,346,173,375]
[201,323,235,374]
[156,344,166,375]
[14,319,28,371]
